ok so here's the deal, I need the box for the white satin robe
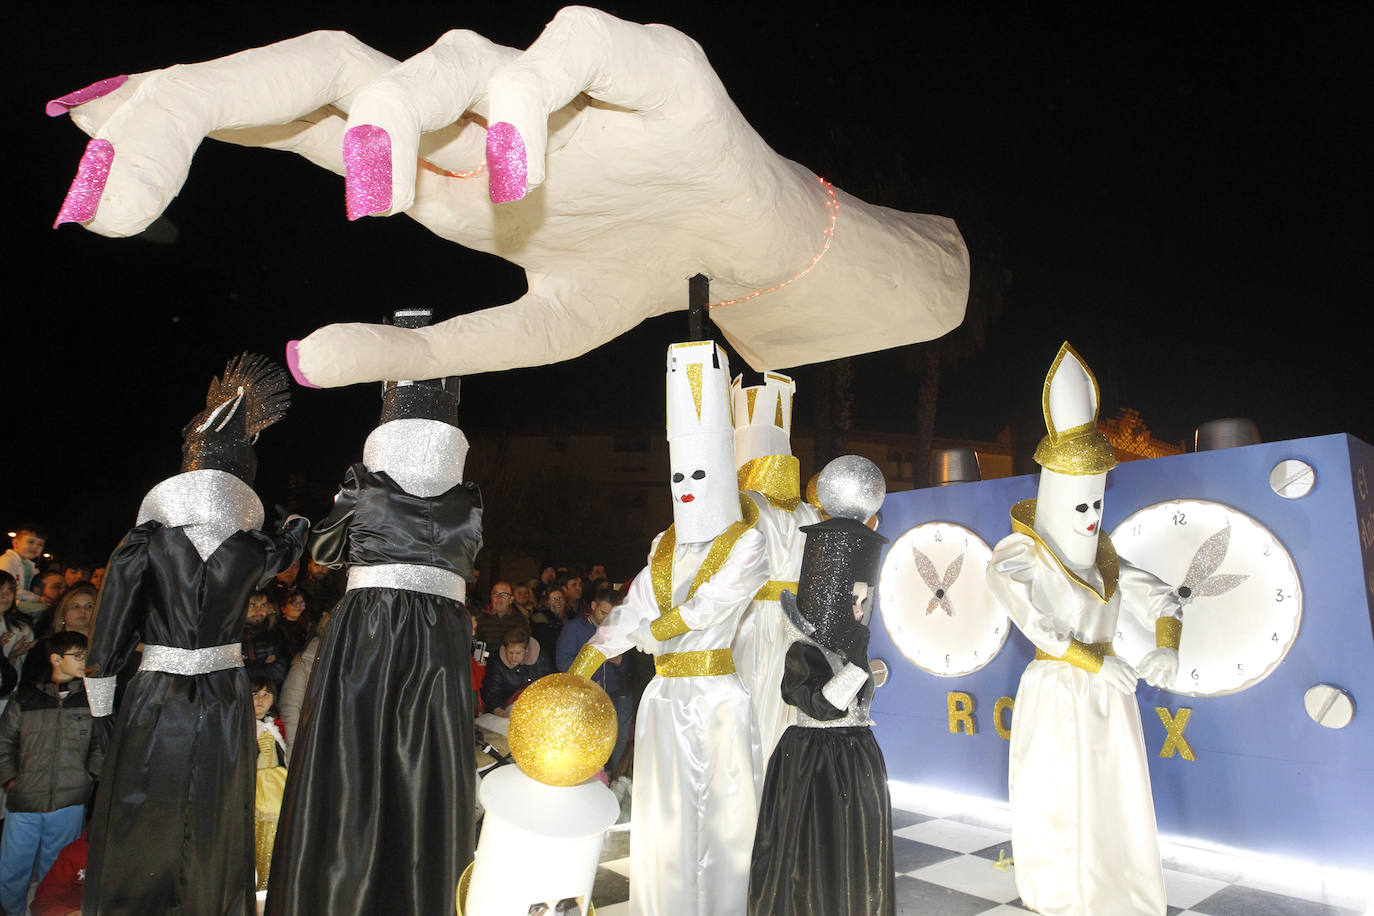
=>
[588,527,768,916]
[987,532,1179,916]
[731,492,822,769]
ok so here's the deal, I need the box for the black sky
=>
[6,1,1371,559]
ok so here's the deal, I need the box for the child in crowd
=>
[0,632,101,915]
[480,621,553,716]
[0,574,32,702]
[0,526,46,607]
[252,678,288,891]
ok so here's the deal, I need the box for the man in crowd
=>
[33,572,66,609]
[474,582,524,648]
[242,591,289,687]
[557,582,631,773]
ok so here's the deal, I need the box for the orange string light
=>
[421,159,487,179]
[710,176,839,310]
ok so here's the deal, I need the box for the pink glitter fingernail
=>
[486,121,527,203]
[45,75,129,117]
[285,341,321,389]
[54,139,114,227]
[343,125,392,221]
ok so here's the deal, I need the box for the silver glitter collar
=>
[363,420,468,498]
[137,470,264,562]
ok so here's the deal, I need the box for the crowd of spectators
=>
[0,521,644,911]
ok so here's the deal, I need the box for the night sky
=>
[7,1,1371,562]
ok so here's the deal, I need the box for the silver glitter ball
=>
[817,455,886,521]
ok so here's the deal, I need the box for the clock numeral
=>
[1262,543,1271,557]
[1271,631,1279,642]
[1237,662,1245,673]
[1172,511,1187,526]
[993,627,999,635]
[1275,589,1285,602]
[934,530,943,542]
[1190,669,1200,681]
[1116,631,1123,641]
[973,650,978,658]
[1131,524,1142,537]
[964,537,969,546]
[944,653,951,667]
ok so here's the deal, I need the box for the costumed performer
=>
[729,372,821,769]
[266,308,482,916]
[748,455,893,915]
[83,353,308,916]
[460,673,620,915]
[49,7,969,389]
[568,340,769,916]
[985,342,1183,916]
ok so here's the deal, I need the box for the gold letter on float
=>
[948,692,977,735]
[1156,707,1196,761]
[993,696,1014,740]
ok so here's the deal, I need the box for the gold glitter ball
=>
[508,674,618,786]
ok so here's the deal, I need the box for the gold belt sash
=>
[754,580,797,601]
[655,649,736,678]
[1035,640,1116,673]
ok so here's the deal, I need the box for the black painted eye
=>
[691,469,706,480]
[1075,503,1089,513]
[1093,500,1101,509]
[672,472,684,483]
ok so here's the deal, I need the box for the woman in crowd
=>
[528,587,566,654]
[276,590,313,661]
[480,622,553,716]
[47,585,96,638]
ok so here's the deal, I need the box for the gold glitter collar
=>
[651,495,760,615]
[737,455,801,511]
[1009,499,1118,602]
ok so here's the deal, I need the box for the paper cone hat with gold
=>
[732,371,801,510]
[666,341,742,543]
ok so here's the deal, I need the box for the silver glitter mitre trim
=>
[140,643,244,675]
[347,564,466,602]
[137,469,264,562]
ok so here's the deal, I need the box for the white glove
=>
[1098,655,1140,694]
[626,622,661,655]
[1136,647,1179,689]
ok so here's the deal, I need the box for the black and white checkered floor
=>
[588,788,1372,915]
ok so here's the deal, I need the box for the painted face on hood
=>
[670,467,708,505]
[1034,468,1107,569]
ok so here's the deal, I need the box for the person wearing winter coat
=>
[480,622,553,716]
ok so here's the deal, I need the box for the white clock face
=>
[1111,499,1302,697]
[878,522,1007,677]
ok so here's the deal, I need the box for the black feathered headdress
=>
[180,353,291,484]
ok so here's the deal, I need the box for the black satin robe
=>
[266,465,481,916]
[83,519,308,916]
[748,641,895,916]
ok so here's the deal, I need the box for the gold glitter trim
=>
[1156,617,1183,649]
[568,644,608,679]
[993,696,1015,740]
[649,495,761,626]
[687,363,703,423]
[655,648,736,678]
[1042,342,1101,437]
[1034,639,1116,672]
[754,580,798,601]
[1156,707,1196,760]
[774,396,785,429]
[456,862,600,916]
[650,608,689,641]
[1010,499,1118,602]
[746,388,758,423]
[737,455,802,510]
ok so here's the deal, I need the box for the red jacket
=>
[32,833,87,916]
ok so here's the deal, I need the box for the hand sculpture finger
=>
[52,31,397,235]
[344,29,518,218]
[484,6,712,199]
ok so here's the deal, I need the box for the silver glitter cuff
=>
[821,663,869,711]
[85,676,117,717]
[347,564,466,602]
[140,643,244,676]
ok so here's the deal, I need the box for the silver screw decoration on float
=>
[816,455,886,521]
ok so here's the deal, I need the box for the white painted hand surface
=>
[52,7,968,387]
[1135,647,1179,689]
[1098,654,1141,695]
